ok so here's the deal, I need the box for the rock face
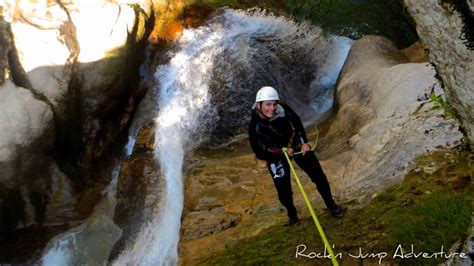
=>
[179,143,299,264]
[318,35,464,202]
[0,80,56,232]
[0,0,221,262]
[403,0,474,146]
[179,35,466,263]
[0,0,154,258]
[0,81,53,169]
[109,123,164,261]
[1,0,154,179]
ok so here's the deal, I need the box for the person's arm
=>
[249,122,284,161]
[281,103,308,145]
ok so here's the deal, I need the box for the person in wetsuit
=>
[248,86,344,224]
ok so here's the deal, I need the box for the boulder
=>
[403,0,474,146]
[319,36,464,203]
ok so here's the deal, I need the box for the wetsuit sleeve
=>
[248,121,283,161]
[282,103,308,145]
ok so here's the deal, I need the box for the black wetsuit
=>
[248,103,337,219]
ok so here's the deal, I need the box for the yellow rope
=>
[310,124,319,149]
[282,147,339,266]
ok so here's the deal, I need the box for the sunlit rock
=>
[0,80,53,178]
[0,79,56,233]
[403,0,474,146]
[319,36,464,203]
[0,0,153,261]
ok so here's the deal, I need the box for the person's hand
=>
[301,143,311,155]
[287,148,294,156]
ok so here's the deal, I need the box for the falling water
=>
[40,162,123,265]
[38,8,351,266]
[114,8,352,265]
[112,10,219,266]
[39,109,148,265]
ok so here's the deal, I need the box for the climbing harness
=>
[282,146,339,266]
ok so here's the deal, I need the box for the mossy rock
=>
[198,148,473,265]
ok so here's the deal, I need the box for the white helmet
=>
[255,86,280,102]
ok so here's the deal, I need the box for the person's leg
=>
[294,151,340,213]
[267,160,298,222]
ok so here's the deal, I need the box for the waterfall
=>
[39,110,147,265]
[114,8,352,265]
[112,11,220,266]
[40,162,123,266]
[39,8,351,266]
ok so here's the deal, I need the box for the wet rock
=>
[319,36,463,203]
[109,123,163,261]
[1,0,226,262]
[181,4,215,29]
[0,1,156,261]
[40,195,121,266]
